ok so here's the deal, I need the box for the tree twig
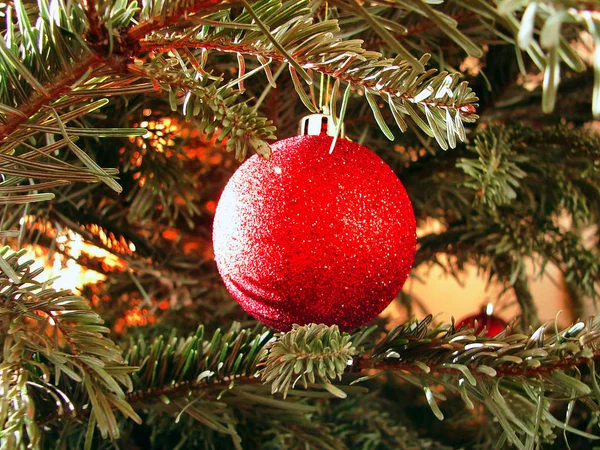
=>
[0,57,99,142]
[137,39,476,115]
[126,0,226,42]
[513,273,540,330]
[352,347,600,377]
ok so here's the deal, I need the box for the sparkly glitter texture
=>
[212,135,417,331]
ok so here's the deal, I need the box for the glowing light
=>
[18,221,128,294]
[162,229,179,240]
[14,218,161,334]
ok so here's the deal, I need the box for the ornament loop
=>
[298,114,344,138]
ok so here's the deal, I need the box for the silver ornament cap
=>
[298,112,344,138]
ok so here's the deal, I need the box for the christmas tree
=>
[1,0,600,448]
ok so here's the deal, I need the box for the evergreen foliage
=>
[0,0,599,448]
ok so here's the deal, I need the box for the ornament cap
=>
[298,113,344,138]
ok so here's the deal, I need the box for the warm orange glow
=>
[18,217,130,295]
[205,200,217,214]
[129,117,180,163]
[114,306,157,333]
[162,228,179,240]
[22,236,107,293]
[158,300,170,310]
[460,55,482,76]
[182,240,201,254]
[85,224,134,257]
[132,114,228,162]
[12,114,236,336]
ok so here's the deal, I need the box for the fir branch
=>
[28,316,600,447]
[356,316,600,377]
[0,1,144,205]
[269,320,600,448]
[456,127,527,211]
[103,319,600,411]
[121,324,341,448]
[136,0,480,148]
[137,59,276,160]
[0,248,140,449]
[125,322,273,405]
[126,0,230,41]
[262,324,357,399]
[408,124,600,316]
[457,0,596,116]
[0,57,98,142]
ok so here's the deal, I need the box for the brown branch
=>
[0,1,229,145]
[120,345,600,413]
[126,0,226,42]
[137,39,476,114]
[82,0,103,44]
[353,347,600,378]
[39,343,600,428]
[513,273,540,330]
[139,39,257,55]
[125,375,262,408]
[128,344,600,407]
[0,57,100,142]
[364,12,478,51]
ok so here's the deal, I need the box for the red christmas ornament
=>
[213,133,416,331]
[456,306,507,337]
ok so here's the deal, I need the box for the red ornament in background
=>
[213,128,417,331]
[456,304,507,337]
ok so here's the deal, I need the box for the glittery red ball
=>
[213,135,416,331]
[456,312,507,337]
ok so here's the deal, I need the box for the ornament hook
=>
[298,112,345,138]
